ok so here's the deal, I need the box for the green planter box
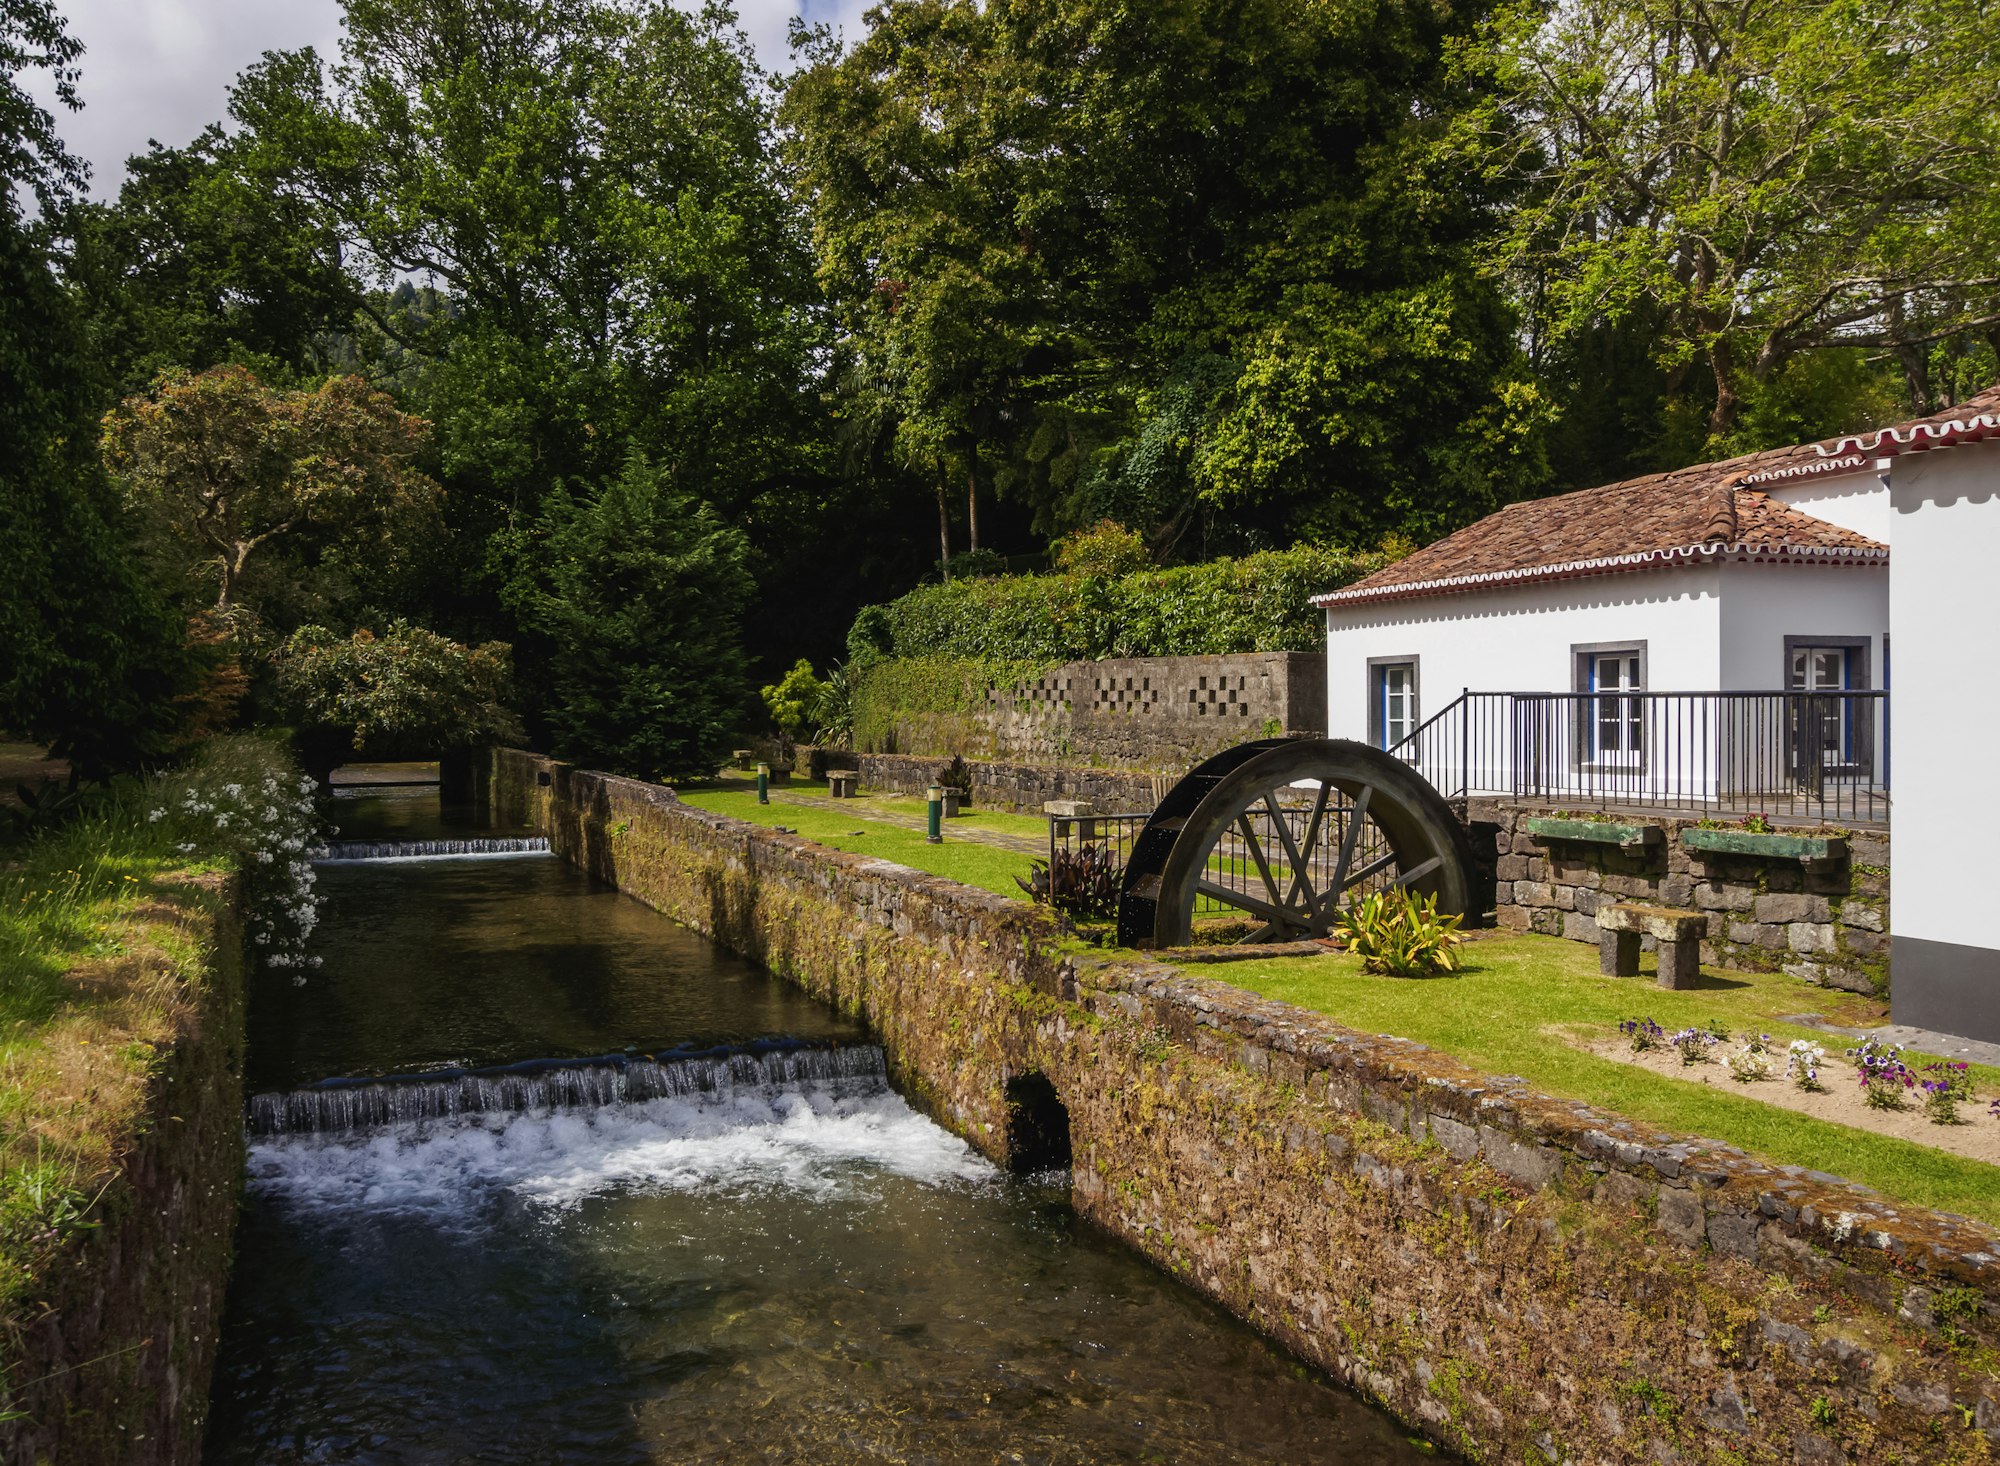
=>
[1524,816,1662,854]
[1679,828,1847,865]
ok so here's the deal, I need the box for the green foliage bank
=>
[847,545,1379,665]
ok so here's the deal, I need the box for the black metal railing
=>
[1389,690,1889,824]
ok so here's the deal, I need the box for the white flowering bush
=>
[1786,1039,1828,1092]
[1725,1037,1775,1082]
[146,737,326,985]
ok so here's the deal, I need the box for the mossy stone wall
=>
[3,873,246,1466]
[492,748,1996,1463]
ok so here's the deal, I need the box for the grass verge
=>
[1221,932,2000,1226]
[675,785,1042,900]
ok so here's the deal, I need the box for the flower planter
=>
[1524,816,1662,855]
[941,789,969,818]
[1679,828,1847,868]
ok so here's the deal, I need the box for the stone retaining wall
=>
[3,873,246,1466]
[490,747,1996,1464]
[828,751,1169,815]
[859,651,1324,769]
[1474,800,1890,996]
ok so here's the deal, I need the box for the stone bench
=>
[1597,902,1709,990]
[828,769,860,799]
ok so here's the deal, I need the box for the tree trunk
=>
[936,468,952,581]
[967,462,980,554]
[1707,336,1741,440]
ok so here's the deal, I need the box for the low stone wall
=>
[1474,800,1890,995]
[858,651,1324,769]
[490,747,1994,1463]
[3,873,246,1466]
[836,751,1168,815]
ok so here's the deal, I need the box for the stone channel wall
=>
[1472,800,1891,996]
[3,873,246,1466]
[489,747,1996,1463]
[859,651,1325,769]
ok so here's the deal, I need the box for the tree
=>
[0,0,191,778]
[785,0,1551,553]
[501,454,753,779]
[273,620,521,769]
[101,364,438,616]
[1452,0,2000,438]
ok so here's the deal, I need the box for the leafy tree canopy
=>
[101,363,440,620]
[274,620,522,759]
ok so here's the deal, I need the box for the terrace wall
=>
[1474,800,1890,996]
[488,746,1996,1464]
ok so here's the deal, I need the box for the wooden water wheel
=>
[1114,738,1477,948]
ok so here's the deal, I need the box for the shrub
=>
[1725,1035,1775,1081]
[1017,843,1121,919]
[1848,1037,1914,1110]
[273,621,522,768]
[1786,1039,1828,1091]
[810,662,855,746]
[1671,1027,1719,1066]
[1053,520,1148,578]
[935,755,972,792]
[1621,1017,1665,1053]
[848,543,1380,665]
[1333,889,1464,977]
[760,659,826,740]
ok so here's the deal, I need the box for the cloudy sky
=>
[27,0,871,198]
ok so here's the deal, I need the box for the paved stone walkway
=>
[1783,1016,2000,1068]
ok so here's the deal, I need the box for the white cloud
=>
[26,0,874,200]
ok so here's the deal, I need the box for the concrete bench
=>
[828,769,860,799]
[1597,902,1709,990]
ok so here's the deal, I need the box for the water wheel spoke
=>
[1235,813,1287,912]
[1339,850,1399,891]
[1320,783,1374,916]
[1390,856,1443,889]
[1193,879,1295,928]
[1261,791,1318,915]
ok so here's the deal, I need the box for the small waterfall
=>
[248,1042,890,1135]
[317,836,552,862]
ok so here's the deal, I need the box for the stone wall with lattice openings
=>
[861,652,1326,769]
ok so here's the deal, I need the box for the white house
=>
[1314,385,2000,1042]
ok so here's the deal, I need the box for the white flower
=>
[254,851,274,864]
[147,809,163,823]
[176,842,195,854]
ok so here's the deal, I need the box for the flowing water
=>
[204,789,1432,1464]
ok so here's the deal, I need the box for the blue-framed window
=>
[1370,660,1418,749]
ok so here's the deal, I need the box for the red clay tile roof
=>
[1311,385,2000,610]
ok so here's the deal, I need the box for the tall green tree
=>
[0,0,188,777]
[786,0,1552,555]
[501,455,752,779]
[1451,0,2000,440]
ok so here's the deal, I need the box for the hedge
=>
[847,545,1380,665]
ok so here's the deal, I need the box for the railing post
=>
[1464,688,1480,800]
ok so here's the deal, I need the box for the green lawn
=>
[675,785,1044,900]
[1222,934,2000,1224]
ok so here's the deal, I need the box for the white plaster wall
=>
[1766,465,1893,544]
[1715,561,1889,691]
[1324,564,1723,745]
[1888,439,2000,950]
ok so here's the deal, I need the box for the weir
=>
[247,1041,889,1134]
[317,834,551,861]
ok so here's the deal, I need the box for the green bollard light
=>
[756,762,770,804]
[926,783,943,843]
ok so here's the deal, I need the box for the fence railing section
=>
[1388,691,1889,825]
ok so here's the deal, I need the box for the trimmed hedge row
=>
[848,545,1378,665]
